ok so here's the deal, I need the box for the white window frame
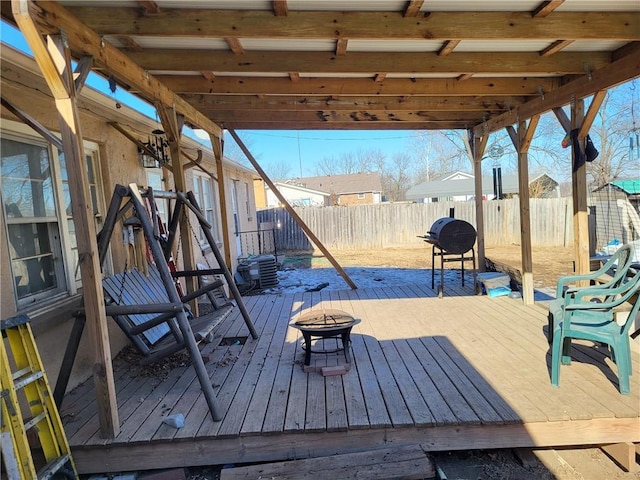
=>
[192,172,220,248]
[357,192,366,199]
[1,119,106,308]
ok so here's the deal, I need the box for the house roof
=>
[598,179,640,195]
[1,1,638,134]
[295,172,383,195]
[269,181,330,197]
[406,173,558,199]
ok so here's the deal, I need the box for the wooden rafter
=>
[225,37,244,55]
[473,49,640,136]
[288,72,300,82]
[1,95,63,149]
[138,1,159,15]
[115,35,143,52]
[19,0,222,137]
[438,40,460,57]
[374,74,386,84]
[336,38,348,56]
[127,50,610,75]
[182,94,528,112]
[156,76,560,96]
[273,0,287,16]
[532,0,565,18]
[64,8,635,41]
[540,40,574,57]
[404,0,424,18]
[201,71,215,81]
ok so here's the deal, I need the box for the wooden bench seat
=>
[102,265,234,363]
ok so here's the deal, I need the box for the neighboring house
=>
[295,172,383,206]
[264,181,330,208]
[406,171,560,202]
[0,45,259,391]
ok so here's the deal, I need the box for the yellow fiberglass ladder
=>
[1,314,77,479]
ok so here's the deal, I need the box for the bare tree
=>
[409,131,474,182]
[263,159,292,181]
[586,86,640,188]
[379,152,414,201]
[314,149,385,175]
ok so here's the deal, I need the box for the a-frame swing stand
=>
[54,183,258,422]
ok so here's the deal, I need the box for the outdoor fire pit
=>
[291,309,360,368]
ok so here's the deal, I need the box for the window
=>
[59,149,103,285]
[357,193,366,199]
[146,169,169,225]
[1,123,104,307]
[192,173,219,245]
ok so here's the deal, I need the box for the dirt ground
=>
[311,244,576,289]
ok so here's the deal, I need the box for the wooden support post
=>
[12,0,119,437]
[509,116,539,305]
[211,134,233,268]
[571,98,590,279]
[601,442,638,472]
[228,129,358,290]
[156,104,198,314]
[470,130,487,273]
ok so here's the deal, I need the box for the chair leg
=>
[561,337,572,365]
[551,328,563,387]
[547,312,554,345]
[612,339,632,395]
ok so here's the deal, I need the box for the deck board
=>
[60,282,640,475]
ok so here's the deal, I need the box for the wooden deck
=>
[60,280,640,475]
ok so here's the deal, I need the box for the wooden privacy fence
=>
[258,198,573,251]
[257,198,577,251]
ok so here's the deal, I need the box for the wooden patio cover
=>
[2,0,639,438]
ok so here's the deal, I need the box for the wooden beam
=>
[138,1,159,15]
[156,75,560,96]
[219,121,475,130]
[471,130,487,273]
[183,94,528,112]
[509,116,540,305]
[289,72,300,82]
[473,50,640,135]
[404,0,424,17]
[73,55,92,93]
[1,95,63,149]
[335,38,348,56]
[225,37,244,55]
[579,90,607,138]
[374,73,386,84]
[211,134,232,269]
[540,40,574,57]
[532,1,565,18]
[438,40,460,57]
[601,443,638,473]
[457,73,473,81]
[11,4,120,437]
[66,8,637,40]
[114,35,143,52]
[22,0,222,137]
[571,98,590,278]
[156,104,198,313]
[273,0,287,16]
[228,129,357,290]
[552,106,571,132]
[128,50,610,75]
[201,71,215,81]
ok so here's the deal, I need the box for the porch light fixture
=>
[139,129,170,168]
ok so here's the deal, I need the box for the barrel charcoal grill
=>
[420,218,478,297]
